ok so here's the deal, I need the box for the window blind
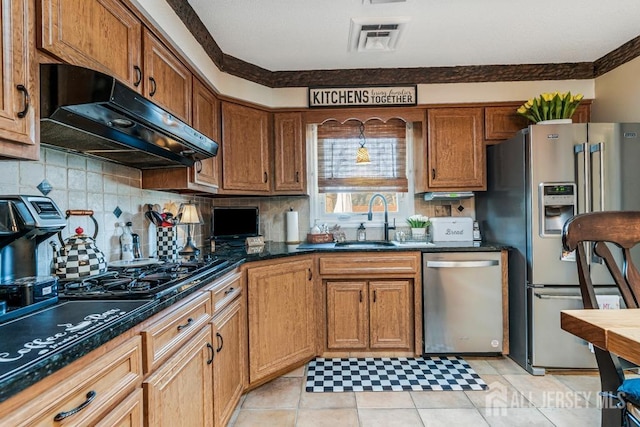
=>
[317,119,408,193]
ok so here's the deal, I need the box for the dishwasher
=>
[423,251,503,354]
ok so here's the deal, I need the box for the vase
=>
[411,227,426,240]
[537,119,573,125]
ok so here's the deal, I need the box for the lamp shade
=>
[356,146,371,164]
[178,202,203,225]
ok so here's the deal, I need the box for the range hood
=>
[423,191,474,201]
[39,64,218,169]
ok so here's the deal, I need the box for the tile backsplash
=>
[1,147,475,277]
[0,148,311,276]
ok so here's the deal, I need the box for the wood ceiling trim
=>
[165,0,639,88]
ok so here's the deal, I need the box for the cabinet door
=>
[484,106,529,142]
[247,258,315,383]
[213,298,244,427]
[274,112,306,194]
[39,0,143,90]
[220,102,271,193]
[143,29,192,123]
[326,281,368,350]
[144,325,214,427]
[192,77,220,189]
[369,281,413,350]
[0,0,38,159]
[427,108,486,190]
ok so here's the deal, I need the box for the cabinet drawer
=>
[203,270,242,314]
[0,336,142,426]
[319,253,420,276]
[141,292,212,373]
[94,388,143,427]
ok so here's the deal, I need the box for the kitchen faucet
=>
[367,193,395,241]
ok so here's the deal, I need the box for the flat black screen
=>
[212,207,259,240]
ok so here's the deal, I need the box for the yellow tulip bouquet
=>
[516,92,583,123]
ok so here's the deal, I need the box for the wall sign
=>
[308,85,417,108]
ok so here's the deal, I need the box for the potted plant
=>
[517,92,583,124]
[406,214,431,239]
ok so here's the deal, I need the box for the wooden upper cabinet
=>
[39,0,143,90]
[141,77,220,193]
[0,0,38,160]
[426,107,486,191]
[572,103,591,123]
[485,102,592,143]
[484,106,529,142]
[220,102,271,194]
[191,77,220,188]
[273,112,306,194]
[142,29,192,123]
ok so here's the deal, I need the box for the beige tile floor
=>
[229,356,607,427]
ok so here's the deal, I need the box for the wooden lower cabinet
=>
[212,298,244,427]
[326,280,413,352]
[326,281,368,349]
[143,325,214,427]
[95,388,144,427]
[247,258,315,384]
[0,335,143,426]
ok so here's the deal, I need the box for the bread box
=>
[430,217,474,242]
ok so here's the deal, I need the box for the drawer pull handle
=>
[224,287,235,296]
[359,290,363,303]
[308,268,312,281]
[216,332,224,352]
[53,390,96,421]
[177,317,194,331]
[16,84,30,118]
[373,290,377,303]
[206,342,214,364]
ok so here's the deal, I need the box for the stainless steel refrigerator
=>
[475,123,640,375]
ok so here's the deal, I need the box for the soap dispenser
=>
[357,223,367,241]
[120,221,134,261]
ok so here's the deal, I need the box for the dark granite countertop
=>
[0,240,507,404]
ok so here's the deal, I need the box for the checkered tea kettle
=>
[51,210,108,279]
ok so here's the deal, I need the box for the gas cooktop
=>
[58,257,231,300]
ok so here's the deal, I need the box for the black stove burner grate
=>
[58,258,230,300]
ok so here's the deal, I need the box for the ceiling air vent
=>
[349,17,409,52]
[366,0,407,3]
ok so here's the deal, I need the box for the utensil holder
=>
[156,226,177,261]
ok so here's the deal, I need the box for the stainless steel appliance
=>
[476,122,640,374]
[423,252,503,354]
[40,64,219,169]
[0,195,67,322]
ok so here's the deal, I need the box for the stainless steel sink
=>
[333,240,397,249]
[391,241,436,248]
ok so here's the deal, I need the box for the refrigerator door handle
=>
[574,143,590,215]
[590,142,605,212]
[426,260,500,268]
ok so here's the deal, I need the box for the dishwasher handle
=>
[425,260,499,268]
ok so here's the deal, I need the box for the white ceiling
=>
[187,0,640,72]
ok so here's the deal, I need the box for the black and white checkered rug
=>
[305,356,488,392]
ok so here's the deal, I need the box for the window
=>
[308,118,415,228]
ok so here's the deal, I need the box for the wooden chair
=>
[563,211,640,427]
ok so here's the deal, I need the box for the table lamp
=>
[177,201,203,259]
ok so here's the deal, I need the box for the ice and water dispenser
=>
[539,183,576,236]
